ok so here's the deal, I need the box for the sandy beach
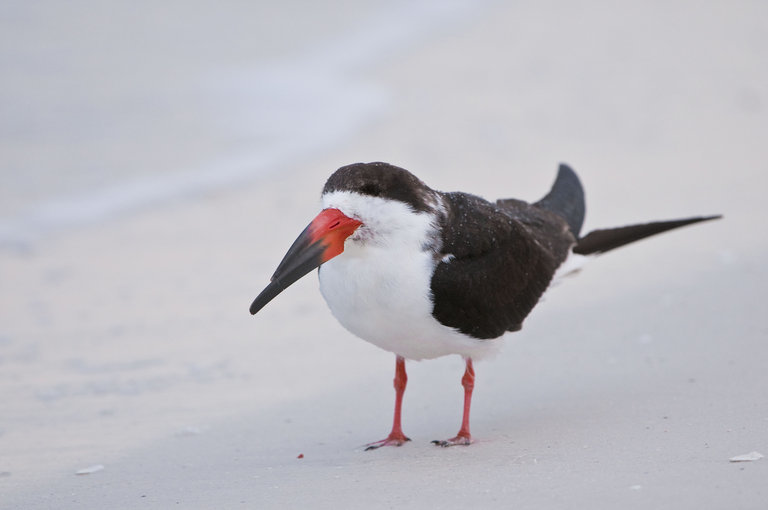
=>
[1,1,766,508]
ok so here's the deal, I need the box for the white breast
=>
[318,191,501,361]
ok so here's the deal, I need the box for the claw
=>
[364,436,411,451]
[431,435,472,447]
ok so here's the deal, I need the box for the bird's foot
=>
[364,433,411,451]
[431,434,472,447]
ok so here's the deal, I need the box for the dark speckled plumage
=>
[431,167,581,339]
[321,162,720,341]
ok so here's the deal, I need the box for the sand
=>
[1,1,766,508]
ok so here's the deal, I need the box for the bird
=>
[249,162,720,449]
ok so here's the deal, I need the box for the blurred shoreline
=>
[0,0,492,246]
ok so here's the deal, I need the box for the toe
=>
[431,435,472,447]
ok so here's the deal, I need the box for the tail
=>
[535,163,586,237]
[573,215,722,255]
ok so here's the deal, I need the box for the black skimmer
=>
[249,162,720,449]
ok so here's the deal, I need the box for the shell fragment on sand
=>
[75,464,105,475]
[728,451,764,462]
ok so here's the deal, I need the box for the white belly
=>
[318,242,500,361]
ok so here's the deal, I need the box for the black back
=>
[430,191,576,339]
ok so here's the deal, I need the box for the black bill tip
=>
[249,280,286,315]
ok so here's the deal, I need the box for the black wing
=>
[533,163,585,237]
[574,216,721,255]
[430,191,576,340]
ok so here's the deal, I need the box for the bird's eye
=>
[329,220,340,229]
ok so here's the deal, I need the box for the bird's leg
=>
[432,358,475,447]
[364,355,411,450]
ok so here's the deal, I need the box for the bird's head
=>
[249,162,439,315]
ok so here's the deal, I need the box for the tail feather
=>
[574,215,722,255]
[535,163,586,237]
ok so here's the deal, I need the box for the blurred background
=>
[2,0,499,242]
[1,1,766,508]
[3,0,763,244]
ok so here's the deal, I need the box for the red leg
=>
[433,358,475,447]
[365,356,411,450]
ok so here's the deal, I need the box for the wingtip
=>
[534,162,585,237]
[555,163,581,189]
[684,214,723,226]
[574,214,723,255]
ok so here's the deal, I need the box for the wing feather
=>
[430,192,575,339]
